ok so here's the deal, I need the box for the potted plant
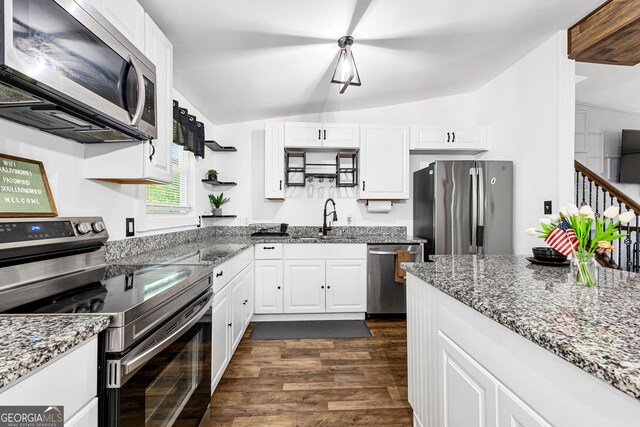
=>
[207,169,218,181]
[208,193,230,216]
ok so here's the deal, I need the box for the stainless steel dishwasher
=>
[367,243,423,317]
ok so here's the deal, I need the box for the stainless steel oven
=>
[103,289,212,427]
[0,0,157,142]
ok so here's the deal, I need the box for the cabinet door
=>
[88,0,145,51]
[498,386,551,427]
[284,122,322,148]
[143,15,173,183]
[243,263,255,328]
[283,260,326,313]
[230,274,245,352]
[325,260,366,312]
[265,123,285,199]
[451,127,487,151]
[323,123,360,149]
[211,289,230,391]
[360,124,410,199]
[438,332,498,427]
[254,260,284,314]
[410,125,449,150]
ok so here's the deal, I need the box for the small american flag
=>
[544,218,580,256]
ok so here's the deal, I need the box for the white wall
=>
[575,102,640,203]
[475,31,575,254]
[0,89,217,240]
[210,93,478,231]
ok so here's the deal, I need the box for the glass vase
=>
[571,252,597,286]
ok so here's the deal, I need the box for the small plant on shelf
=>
[206,169,218,181]
[208,193,230,216]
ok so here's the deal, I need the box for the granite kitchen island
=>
[403,255,640,427]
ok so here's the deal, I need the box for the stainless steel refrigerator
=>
[413,160,513,256]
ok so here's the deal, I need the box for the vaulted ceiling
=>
[576,62,640,113]
[139,0,603,124]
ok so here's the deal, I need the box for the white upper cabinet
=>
[322,123,360,149]
[359,124,410,200]
[142,14,173,183]
[264,123,285,199]
[88,0,145,51]
[410,125,488,153]
[83,12,174,184]
[284,122,359,149]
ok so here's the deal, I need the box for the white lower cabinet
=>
[254,260,284,314]
[438,332,498,427]
[283,260,326,313]
[0,336,98,425]
[498,386,551,427]
[211,285,231,391]
[211,260,254,393]
[325,260,366,313]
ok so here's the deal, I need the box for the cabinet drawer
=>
[0,337,97,423]
[229,247,253,278]
[254,244,283,259]
[213,262,230,293]
[284,244,366,260]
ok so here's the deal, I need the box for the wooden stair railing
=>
[575,160,640,272]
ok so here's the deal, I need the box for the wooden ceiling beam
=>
[569,0,640,66]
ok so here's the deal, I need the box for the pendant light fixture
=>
[331,36,361,94]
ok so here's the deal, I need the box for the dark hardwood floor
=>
[210,320,412,426]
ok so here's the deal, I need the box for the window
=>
[146,144,193,214]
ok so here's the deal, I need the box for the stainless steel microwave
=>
[0,0,157,143]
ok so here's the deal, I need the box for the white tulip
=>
[603,205,620,219]
[526,227,538,236]
[540,218,551,226]
[566,203,580,216]
[619,211,636,224]
[549,214,560,223]
[579,205,595,218]
[559,206,569,217]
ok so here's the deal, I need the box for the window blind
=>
[146,144,193,214]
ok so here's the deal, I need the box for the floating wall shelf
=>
[201,214,237,219]
[202,179,238,186]
[205,140,237,152]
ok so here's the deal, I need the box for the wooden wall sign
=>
[569,0,640,66]
[0,153,57,217]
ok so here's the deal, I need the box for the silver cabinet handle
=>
[128,55,146,126]
[120,292,212,376]
[368,250,420,256]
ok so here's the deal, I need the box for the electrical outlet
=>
[544,201,552,215]
[126,218,135,237]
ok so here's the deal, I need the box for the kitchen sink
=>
[291,236,360,241]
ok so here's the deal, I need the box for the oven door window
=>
[110,314,211,427]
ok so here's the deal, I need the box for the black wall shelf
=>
[201,214,237,218]
[202,179,237,186]
[284,151,358,187]
[205,140,237,152]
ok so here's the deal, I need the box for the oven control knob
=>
[76,222,92,235]
[92,221,106,233]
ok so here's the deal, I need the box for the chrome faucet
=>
[321,198,338,236]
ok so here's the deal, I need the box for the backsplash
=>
[104,224,407,262]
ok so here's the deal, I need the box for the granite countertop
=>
[113,234,424,267]
[402,255,640,400]
[0,315,110,391]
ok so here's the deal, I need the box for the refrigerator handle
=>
[470,167,477,254]
[477,167,485,253]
